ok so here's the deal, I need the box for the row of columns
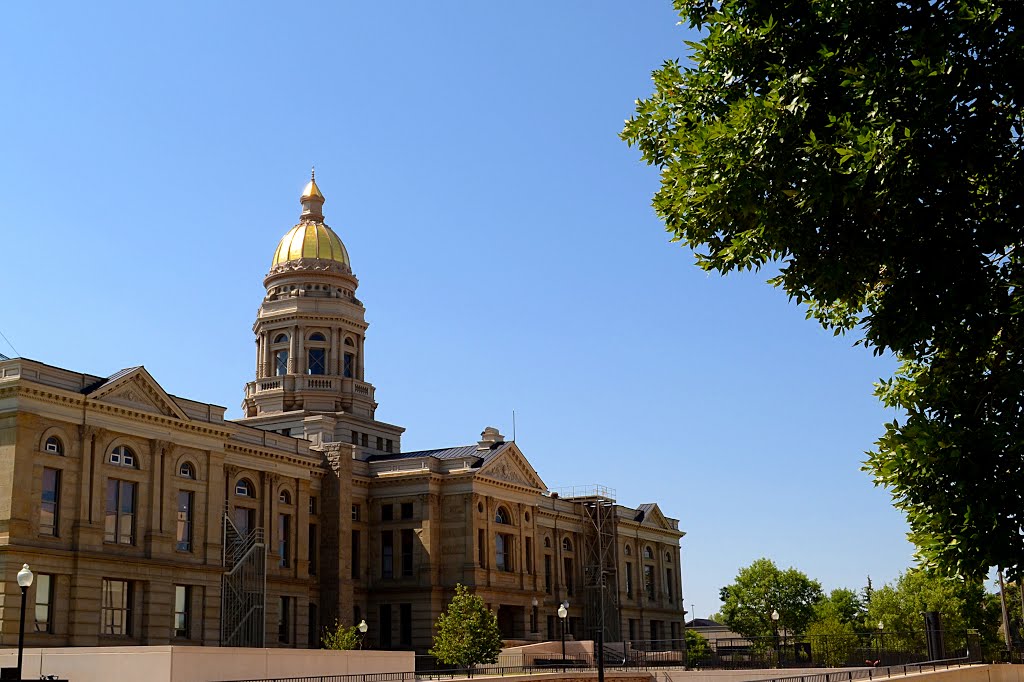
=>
[255,326,364,380]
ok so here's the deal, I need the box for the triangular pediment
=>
[477,443,546,490]
[87,367,189,421]
[639,503,672,529]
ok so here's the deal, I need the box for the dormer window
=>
[179,462,195,479]
[235,479,255,497]
[44,436,64,455]
[109,446,136,468]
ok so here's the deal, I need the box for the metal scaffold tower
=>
[564,485,621,645]
[220,509,267,647]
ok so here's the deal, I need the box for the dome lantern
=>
[300,167,325,220]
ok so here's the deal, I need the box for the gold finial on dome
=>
[300,168,325,219]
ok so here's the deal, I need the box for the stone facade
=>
[0,177,685,653]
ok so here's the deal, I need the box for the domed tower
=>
[240,173,403,452]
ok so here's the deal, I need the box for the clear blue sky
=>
[1,2,916,620]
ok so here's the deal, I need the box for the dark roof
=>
[635,502,656,522]
[81,366,142,394]
[366,441,509,465]
[687,618,724,628]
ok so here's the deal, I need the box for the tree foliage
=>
[430,584,504,670]
[718,558,824,638]
[623,0,1024,579]
[815,588,867,632]
[321,620,360,650]
[685,629,711,664]
[806,617,860,667]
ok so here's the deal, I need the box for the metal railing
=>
[218,674,415,682]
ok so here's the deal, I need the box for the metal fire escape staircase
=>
[569,485,622,645]
[220,509,267,647]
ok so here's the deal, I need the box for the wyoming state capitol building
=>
[0,175,685,652]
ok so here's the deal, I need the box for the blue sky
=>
[1,2,915,619]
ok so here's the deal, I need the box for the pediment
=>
[477,444,546,490]
[639,503,672,530]
[87,367,189,421]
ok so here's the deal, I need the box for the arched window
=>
[624,544,632,557]
[235,479,255,497]
[44,436,64,455]
[343,337,356,378]
[544,537,551,548]
[665,551,672,563]
[109,445,137,468]
[274,333,289,343]
[495,507,510,524]
[307,332,328,375]
[272,333,290,376]
[344,337,355,346]
[643,545,653,560]
[179,462,195,479]
[279,489,292,504]
[562,537,573,552]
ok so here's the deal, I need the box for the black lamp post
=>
[876,621,884,664]
[558,602,568,672]
[357,619,368,650]
[771,609,780,668]
[17,564,34,682]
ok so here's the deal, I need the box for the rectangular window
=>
[400,502,413,519]
[41,467,60,536]
[105,479,136,545]
[101,579,132,636]
[309,496,317,515]
[176,491,193,551]
[399,603,412,647]
[351,431,359,445]
[352,504,361,522]
[666,568,673,601]
[34,574,53,633]
[401,528,414,577]
[376,436,384,450]
[233,506,255,536]
[525,537,533,575]
[279,514,291,568]
[361,433,368,447]
[308,524,318,576]
[496,534,513,572]
[478,529,486,568]
[351,530,361,579]
[381,504,393,521]
[564,557,574,596]
[275,350,288,376]
[379,604,392,649]
[174,585,190,638]
[628,619,637,642]
[381,531,393,578]
[544,555,553,593]
[644,565,655,600]
[343,353,354,378]
[625,562,634,599]
[307,348,326,375]
[278,596,292,644]
[385,439,393,453]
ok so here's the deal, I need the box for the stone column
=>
[289,326,299,374]
[296,330,306,375]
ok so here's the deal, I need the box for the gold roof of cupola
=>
[270,172,350,268]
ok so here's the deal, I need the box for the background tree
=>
[321,620,360,650]
[622,0,1024,580]
[814,588,866,631]
[718,558,824,638]
[685,629,711,666]
[806,617,859,667]
[430,584,504,673]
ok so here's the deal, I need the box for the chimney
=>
[477,426,504,450]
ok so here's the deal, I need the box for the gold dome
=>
[271,222,350,268]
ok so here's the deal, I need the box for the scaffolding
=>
[559,485,622,645]
[220,510,267,647]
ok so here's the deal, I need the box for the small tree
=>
[685,629,711,666]
[322,620,360,650]
[430,584,504,673]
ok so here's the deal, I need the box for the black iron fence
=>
[218,673,415,682]
[412,630,982,677]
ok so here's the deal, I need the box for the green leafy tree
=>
[430,584,504,672]
[321,620,360,650]
[718,558,824,638]
[622,0,1024,580]
[806,617,859,667]
[685,629,711,665]
[865,569,1000,653]
[814,588,866,630]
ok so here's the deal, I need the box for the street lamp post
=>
[17,564,34,682]
[357,619,368,650]
[877,621,884,664]
[771,610,781,668]
[531,597,538,634]
[558,602,568,673]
